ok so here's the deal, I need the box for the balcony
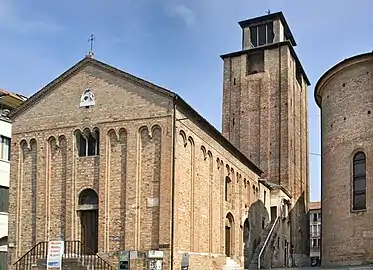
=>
[310,232,320,237]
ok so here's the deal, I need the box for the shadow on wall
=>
[288,192,309,267]
[244,199,269,268]
[258,192,309,268]
[243,192,309,269]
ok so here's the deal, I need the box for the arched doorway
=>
[243,219,250,268]
[225,213,235,257]
[78,188,98,254]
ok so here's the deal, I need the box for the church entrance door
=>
[80,209,98,254]
[78,188,99,254]
[225,226,231,257]
[225,213,234,258]
[243,219,250,268]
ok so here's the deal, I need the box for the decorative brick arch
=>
[78,188,98,206]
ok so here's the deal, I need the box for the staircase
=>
[13,241,113,270]
[222,257,243,270]
[248,217,279,269]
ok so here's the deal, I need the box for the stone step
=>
[248,221,277,268]
[222,257,243,270]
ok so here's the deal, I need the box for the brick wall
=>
[8,57,299,270]
[173,107,271,269]
[8,63,174,269]
[316,55,373,266]
[221,43,309,265]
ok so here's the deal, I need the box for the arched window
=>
[225,176,232,202]
[79,188,98,205]
[352,151,366,211]
[75,129,100,157]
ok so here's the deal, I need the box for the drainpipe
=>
[170,95,177,270]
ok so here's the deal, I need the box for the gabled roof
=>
[9,56,175,119]
[259,179,292,199]
[9,56,264,176]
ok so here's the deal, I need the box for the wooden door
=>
[225,226,231,257]
[81,210,98,254]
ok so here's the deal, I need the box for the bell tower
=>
[221,11,311,265]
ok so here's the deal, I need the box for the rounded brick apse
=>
[315,52,373,267]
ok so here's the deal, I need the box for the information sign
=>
[47,240,64,270]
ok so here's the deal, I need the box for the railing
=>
[13,241,113,270]
[13,241,47,270]
[257,215,280,269]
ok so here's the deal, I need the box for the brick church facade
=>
[7,12,309,270]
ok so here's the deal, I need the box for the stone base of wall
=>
[173,252,231,270]
[103,250,234,270]
[322,258,373,268]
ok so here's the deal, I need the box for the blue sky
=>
[1,0,372,202]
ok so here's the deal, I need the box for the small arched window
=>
[79,188,98,205]
[352,151,366,211]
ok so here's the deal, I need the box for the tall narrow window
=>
[247,183,250,203]
[250,26,258,47]
[0,136,10,161]
[0,186,9,213]
[225,176,232,202]
[352,151,366,211]
[258,24,267,46]
[77,132,87,157]
[266,22,274,43]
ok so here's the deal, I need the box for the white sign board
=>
[47,241,64,269]
[149,260,162,270]
[146,250,164,259]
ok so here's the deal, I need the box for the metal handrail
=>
[13,240,113,270]
[257,215,280,269]
[13,241,48,270]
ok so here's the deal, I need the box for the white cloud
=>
[0,0,64,34]
[173,5,196,26]
[166,3,196,27]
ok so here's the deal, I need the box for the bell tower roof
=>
[238,11,297,48]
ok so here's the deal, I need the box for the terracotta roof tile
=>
[0,88,27,101]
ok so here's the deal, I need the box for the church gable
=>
[11,57,174,133]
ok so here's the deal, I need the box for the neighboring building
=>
[7,12,309,270]
[221,11,310,266]
[315,52,373,266]
[0,89,26,266]
[309,201,321,266]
